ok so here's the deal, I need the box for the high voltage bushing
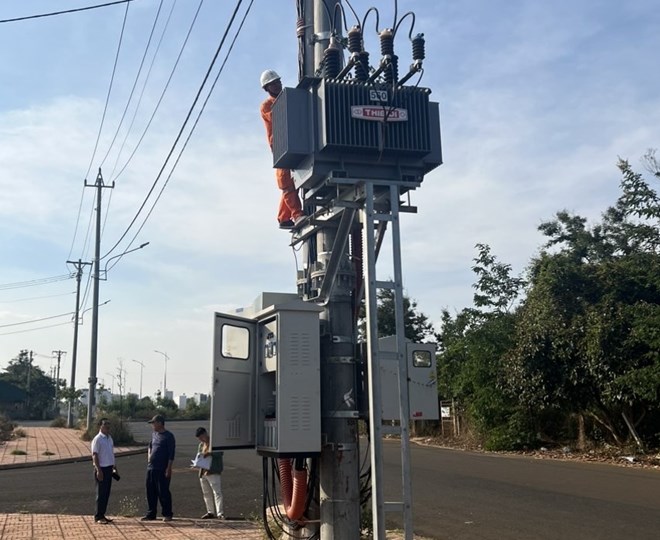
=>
[322,37,343,79]
[348,25,363,53]
[356,51,370,82]
[412,33,426,61]
[384,54,399,84]
[379,28,394,56]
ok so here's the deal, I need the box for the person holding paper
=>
[195,427,224,519]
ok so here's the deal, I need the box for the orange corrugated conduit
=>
[278,458,308,521]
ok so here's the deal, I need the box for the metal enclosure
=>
[378,336,439,421]
[211,298,322,457]
[272,79,442,189]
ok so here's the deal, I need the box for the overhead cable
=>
[108,0,255,265]
[101,0,247,260]
[69,0,132,262]
[98,0,166,169]
[0,274,74,291]
[0,321,72,336]
[111,0,201,183]
[82,0,132,182]
[0,292,75,304]
[109,0,181,180]
[0,0,136,24]
[0,312,75,329]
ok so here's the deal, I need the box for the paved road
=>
[392,442,660,540]
[1,421,659,539]
[0,421,264,521]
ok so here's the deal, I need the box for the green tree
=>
[436,245,528,449]
[360,289,435,342]
[0,350,56,419]
[507,159,660,448]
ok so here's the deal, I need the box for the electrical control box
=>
[378,336,439,421]
[211,296,322,457]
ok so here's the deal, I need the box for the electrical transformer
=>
[271,79,442,189]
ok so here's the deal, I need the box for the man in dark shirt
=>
[141,415,175,521]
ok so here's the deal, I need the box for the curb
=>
[0,447,147,471]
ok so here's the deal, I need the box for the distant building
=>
[80,388,113,406]
[164,390,174,401]
[175,394,187,409]
[193,393,209,405]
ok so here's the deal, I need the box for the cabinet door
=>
[211,313,257,449]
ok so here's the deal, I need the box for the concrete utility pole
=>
[51,350,66,409]
[27,350,33,409]
[299,2,361,538]
[85,168,114,429]
[66,259,91,427]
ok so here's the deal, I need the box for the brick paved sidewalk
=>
[0,426,145,470]
[0,514,263,539]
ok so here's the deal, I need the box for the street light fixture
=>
[154,350,169,397]
[132,359,145,399]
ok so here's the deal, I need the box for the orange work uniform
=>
[260,95,303,224]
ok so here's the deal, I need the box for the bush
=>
[50,416,67,428]
[0,414,15,442]
[81,413,136,446]
[13,427,27,438]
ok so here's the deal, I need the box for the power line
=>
[83,0,132,182]
[110,0,255,264]
[0,292,75,304]
[99,0,166,169]
[110,0,192,182]
[0,321,72,337]
[101,0,245,260]
[0,0,136,24]
[0,312,75,329]
[0,274,74,291]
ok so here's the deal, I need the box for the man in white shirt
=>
[91,417,118,524]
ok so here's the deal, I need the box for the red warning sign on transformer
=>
[351,106,409,122]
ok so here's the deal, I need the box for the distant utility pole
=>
[85,168,114,429]
[27,350,33,409]
[66,259,91,427]
[52,350,66,409]
[132,359,145,399]
[154,350,169,396]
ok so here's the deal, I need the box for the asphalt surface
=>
[0,420,264,521]
[1,420,659,539]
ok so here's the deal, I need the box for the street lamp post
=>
[85,233,148,430]
[154,350,169,397]
[132,359,145,399]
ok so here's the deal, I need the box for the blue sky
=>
[1,0,659,398]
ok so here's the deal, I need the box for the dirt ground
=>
[412,435,660,470]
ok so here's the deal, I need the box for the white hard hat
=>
[260,69,281,88]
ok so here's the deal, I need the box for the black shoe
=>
[279,220,294,229]
[201,512,216,519]
[163,516,173,522]
[102,517,114,523]
[95,518,110,524]
[140,515,156,521]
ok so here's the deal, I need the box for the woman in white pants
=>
[195,427,224,519]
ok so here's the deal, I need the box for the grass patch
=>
[117,495,141,517]
[11,449,27,455]
[42,450,55,456]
